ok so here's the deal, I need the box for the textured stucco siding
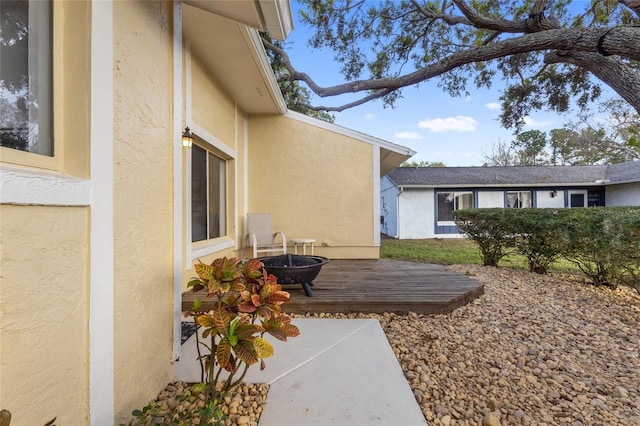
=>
[398,188,434,239]
[606,183,640,206]
[0,205,89,425]
[189,51,245,264]
[247,115,376,258]
[112,1,174,422]
[191,55,237,150]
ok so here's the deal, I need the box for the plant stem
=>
[193,315,205,383]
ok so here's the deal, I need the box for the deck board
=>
[182,259,484,315]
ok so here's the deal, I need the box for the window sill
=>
[437,221,456,227]
[191,238,234,261]
[0,164,90,206]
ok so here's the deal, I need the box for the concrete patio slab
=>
[175,318,427,425]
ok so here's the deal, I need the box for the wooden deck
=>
[182,259,484,315]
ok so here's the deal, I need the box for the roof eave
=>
[184,0,293,40]
[182,3,287,114]
[259,0,294,40]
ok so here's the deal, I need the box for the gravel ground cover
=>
[388,265,640,426]
[133,265,640,425]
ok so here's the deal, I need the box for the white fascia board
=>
[284,110,416,156]
[259,0,294,40]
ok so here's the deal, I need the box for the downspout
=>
[172,1,184,362]
[396,186,403,239]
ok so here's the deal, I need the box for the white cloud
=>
[418,116,478,132]
[394,131,423,140]
[463,152,473,157]
[523,116,555,128]
[486,102,500,110]
[364,113,375,120]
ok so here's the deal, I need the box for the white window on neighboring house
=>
[0,0,53,156]
[437,191,474,225]
[507,191,532,208]
[191,144,226,242]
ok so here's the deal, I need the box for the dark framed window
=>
[437,191,474,223]
[507,191,532,208]
[192,144,226,242]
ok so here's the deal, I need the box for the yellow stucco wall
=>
[247,115,378,259]
[185,51,248,274]
[0,205,89,425]
[112,1,174,421]
[191,54,238,151]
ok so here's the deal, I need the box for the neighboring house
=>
[381,161,640,239]
[0,1,413,424]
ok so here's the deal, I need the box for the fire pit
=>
[260,254,330,297]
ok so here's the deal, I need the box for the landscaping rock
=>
[299,264,640,426]
[130,265,639,425]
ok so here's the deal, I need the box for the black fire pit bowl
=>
[259,254,330,297]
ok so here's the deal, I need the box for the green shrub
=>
[510,209,565,274]
[454,206,640,291]
[453,209,515,266]
[561,207,640,292]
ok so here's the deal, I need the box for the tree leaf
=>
[212,306,231,332]
[253,337,274,359]
[233,340,258,365]
[217,338,232,371]
[194,262,214,281]
[196,314,214,328]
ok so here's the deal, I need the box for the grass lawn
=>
[380,237,579,273]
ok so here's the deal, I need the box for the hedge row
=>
[453,207,640,293]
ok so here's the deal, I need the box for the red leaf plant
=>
[186,257,300,403]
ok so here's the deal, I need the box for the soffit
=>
[381,150,413,176]
[182,4,287,114]
[184,0,292,40]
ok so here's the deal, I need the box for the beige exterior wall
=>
[0,2,93,424]
[184,50,248,275]
[191,54,238,152]
[0,205,89,425]
[247,115,378,259]
[112,1,174,421]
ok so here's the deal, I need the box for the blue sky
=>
[283,2,567,167]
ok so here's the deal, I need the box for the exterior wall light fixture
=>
[182,126,193,148]
[551,190,558,198]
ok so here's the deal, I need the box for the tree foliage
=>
[261,33,335,123]
[513,129,549,165]
[263,0,640,129]
[482,99,640,165]
[482,139,520,166]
